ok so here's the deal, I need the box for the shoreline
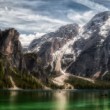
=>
[1,88,110,92]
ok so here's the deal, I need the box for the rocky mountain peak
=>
[27,11,110,78]
[0,28,25,70]
[27,12,110,75]
[0,28,20,55]
[85,11,110,28]
[66,11,110,79]
[83,11,110,38]
[28,23,78,65]
[57,23,79,36]
[28,23,79,52]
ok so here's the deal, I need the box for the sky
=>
[0,0,110,46]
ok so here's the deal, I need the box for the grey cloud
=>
[0,0,109,46]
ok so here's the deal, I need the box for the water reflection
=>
[9,91,18,110]
[0,90,110,110]
[53,91,68,110]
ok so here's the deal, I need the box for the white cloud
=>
[0,6,68,32]
[72,0,109,12]
[0,5,68,47]
[0,0,109,47]
[67,10,95,26]
[19,32,45,47]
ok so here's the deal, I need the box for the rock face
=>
[0,29,48,89]
[66,11,110,79]
[28,11,110,79]
[28,24,79,72]
[1,11,110,82]
[1,11,110,89]
[0,28,25,70]
[0,29,44,78]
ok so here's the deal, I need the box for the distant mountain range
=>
[1,11,110,89]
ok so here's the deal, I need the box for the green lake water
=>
[0,90,110,110]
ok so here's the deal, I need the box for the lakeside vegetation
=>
[1,53,110,89]
[65,75,110,89]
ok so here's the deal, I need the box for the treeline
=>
[65,75,110,89]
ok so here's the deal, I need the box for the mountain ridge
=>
[1,11,110,89]
[28,11,110,78]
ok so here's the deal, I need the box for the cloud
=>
[19,10,95,47]
[19,32,45,47]
[0,0,109,34]
[67,10,95,26]
[72,0,109,12]
[0,6,68,33]
[0,0,110,47]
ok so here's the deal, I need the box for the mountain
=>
[0,28,26,72]
[28,24,79,73]
[67,11,110,79]
[1,11,110,89]
[0,29,46,89]
[28,11,110,80]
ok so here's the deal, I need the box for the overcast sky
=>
[0,0,110,46]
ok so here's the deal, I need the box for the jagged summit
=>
[66,11,110,78]
[83,11,110,38]
[85,11,110,26]
[72,11,110,57]
[28,11,110,79]
[28,23,79,52]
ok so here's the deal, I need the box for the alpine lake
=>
[0,90,110,110]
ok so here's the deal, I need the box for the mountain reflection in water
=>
[0,90,110,110]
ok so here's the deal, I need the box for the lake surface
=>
[0,90,110,110]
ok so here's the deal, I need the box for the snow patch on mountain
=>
[99,17,110,37]
[53,37,78,73]
[27,11,110,75]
